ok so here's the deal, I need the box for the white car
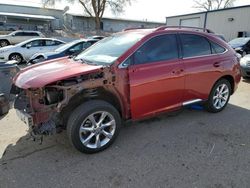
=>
[0,30,45,47]
[0,38,65,64]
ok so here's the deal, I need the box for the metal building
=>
[0,3,164,33]
[166,5,250,41]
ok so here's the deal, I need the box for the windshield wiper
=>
[78,58,99,66]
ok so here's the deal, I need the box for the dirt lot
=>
[0,80,250,188]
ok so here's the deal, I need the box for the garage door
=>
[180,18,200,27]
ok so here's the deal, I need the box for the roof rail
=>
[123,27,145,31]
[155,26,214,33]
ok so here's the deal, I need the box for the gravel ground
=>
[0,80,250,188]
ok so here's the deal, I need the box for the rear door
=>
[128,34,185,119]
[179,33,227,102]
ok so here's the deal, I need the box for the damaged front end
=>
[12,68,115,139]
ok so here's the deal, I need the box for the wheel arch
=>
[8,52,23,60]
[214,75,235,95]
[60,87,123,126]
[0,39,10,44]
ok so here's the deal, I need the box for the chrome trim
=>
[182,48,228,60]
[183,99,202,106]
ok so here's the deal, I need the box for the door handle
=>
[132,68,138,73]
[213,62,221,67]
[172,69,184,75]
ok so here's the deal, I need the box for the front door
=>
[128,34,184,119]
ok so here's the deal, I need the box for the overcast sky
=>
[2,0,250,22]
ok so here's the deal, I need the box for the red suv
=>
[12,26,241,153]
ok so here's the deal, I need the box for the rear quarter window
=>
[210,41,226,54]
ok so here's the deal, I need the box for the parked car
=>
[11,26,241,153]
[88,35,105,40]
[0,30,45,47]
[0,38,65,64]
[228,37,250,56]
[240,54,250,79]
[28,39,99,64]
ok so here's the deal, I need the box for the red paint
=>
[14,28,241,123]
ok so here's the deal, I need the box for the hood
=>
[14,57,103,89]
[0,35,8,38]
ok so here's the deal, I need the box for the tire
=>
[9,53,23,64]
[0,40,10,47]
[67,100,121,154]
[205,79,232,113]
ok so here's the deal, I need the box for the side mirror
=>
[26,44,32,49]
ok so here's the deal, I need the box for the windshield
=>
[75,32,145,65]
[55,41,79,52]
[229,38,250,46]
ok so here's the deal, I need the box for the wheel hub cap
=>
[213,83,229,110]
[79,111,116,149]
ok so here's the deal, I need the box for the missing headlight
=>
[45,88,64,105]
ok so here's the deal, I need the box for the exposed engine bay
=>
[12,67,119,139]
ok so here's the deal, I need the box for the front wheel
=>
[67,100,121,154]
[9,53,23,64]
[205,79,231,113]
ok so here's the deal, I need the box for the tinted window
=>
[211,41,226,54]
[83,42,92,49]
[26,40,44,47]
[45,40,61,46]
[70,43,83,51]
[27,32,39,36]
[133,34,178,65]
[14,32,24,36]
[180,34,211,58]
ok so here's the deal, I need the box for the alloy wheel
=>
[79,111,116,149]
[10,54,22,63]
[0,41,8,47]
[213,83,229,110]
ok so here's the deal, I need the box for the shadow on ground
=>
[0,103,250,188]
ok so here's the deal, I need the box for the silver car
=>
[0,30,45,47]
[240,54,250,79]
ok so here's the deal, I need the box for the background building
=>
[166,5,250,41]
[0,3,163,34]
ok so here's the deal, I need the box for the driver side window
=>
[133,34,178,65]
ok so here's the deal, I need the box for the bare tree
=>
[193,0,236,11]
[42,0,133,31]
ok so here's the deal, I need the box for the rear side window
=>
[133,34,178,65]
[180,34,211,58]
[211,41,226,54]
[14,32,24,36]
[45,40,62,46]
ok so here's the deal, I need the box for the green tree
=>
[42,0,133,31]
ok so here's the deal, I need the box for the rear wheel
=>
[9,53,23,64]
[67,100,121,154]
[0,40,10,47]
[205,79,231,113]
